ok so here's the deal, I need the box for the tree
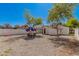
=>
[28,17,42,27]
[65,18,79,34]
[29,17,36,27]
[3,24,12,29]
[24,10,42,27]
[21,24,28,29]
[24,9,31,25]
[35,18,42,25]
[0,25,4,29]
[48,3,76,38]
[24,10,36,27]
[14,25,20,29]
[65,18,79,28]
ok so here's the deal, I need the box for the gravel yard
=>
[0,34,79,56]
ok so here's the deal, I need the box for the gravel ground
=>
[0,34,79,56]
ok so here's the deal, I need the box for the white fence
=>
[0,29,27,35]
[45,27,69,35]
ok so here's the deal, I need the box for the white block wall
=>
[45,27,69,35]
[75,29,79,40]
[45,28,57,35]
[0,29,27,35]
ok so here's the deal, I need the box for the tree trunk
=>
[56,24,59,39]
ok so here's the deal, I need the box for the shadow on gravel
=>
[49,38,79,55]
[8,36,34,40]
[3,36,26,42]
[3,34,43,42]
[49,37,79,47]
[23,36,35,40]
[23,35,43,40]
[35,35,43,38]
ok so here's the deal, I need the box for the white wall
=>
[0,29,27,35]
[75,28,79,40]
[46,28,57,35]
[0,27,69,36]
[45,27,69,35]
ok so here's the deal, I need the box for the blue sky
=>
[0,3,79,26]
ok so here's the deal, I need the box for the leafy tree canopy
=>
[35,18,42,25]
[65,18,79,28]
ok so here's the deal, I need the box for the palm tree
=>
[48,3,76,38]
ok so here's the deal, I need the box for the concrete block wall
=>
[75,29,79,40]
[0,29,26,35]
[45,27,69,35]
